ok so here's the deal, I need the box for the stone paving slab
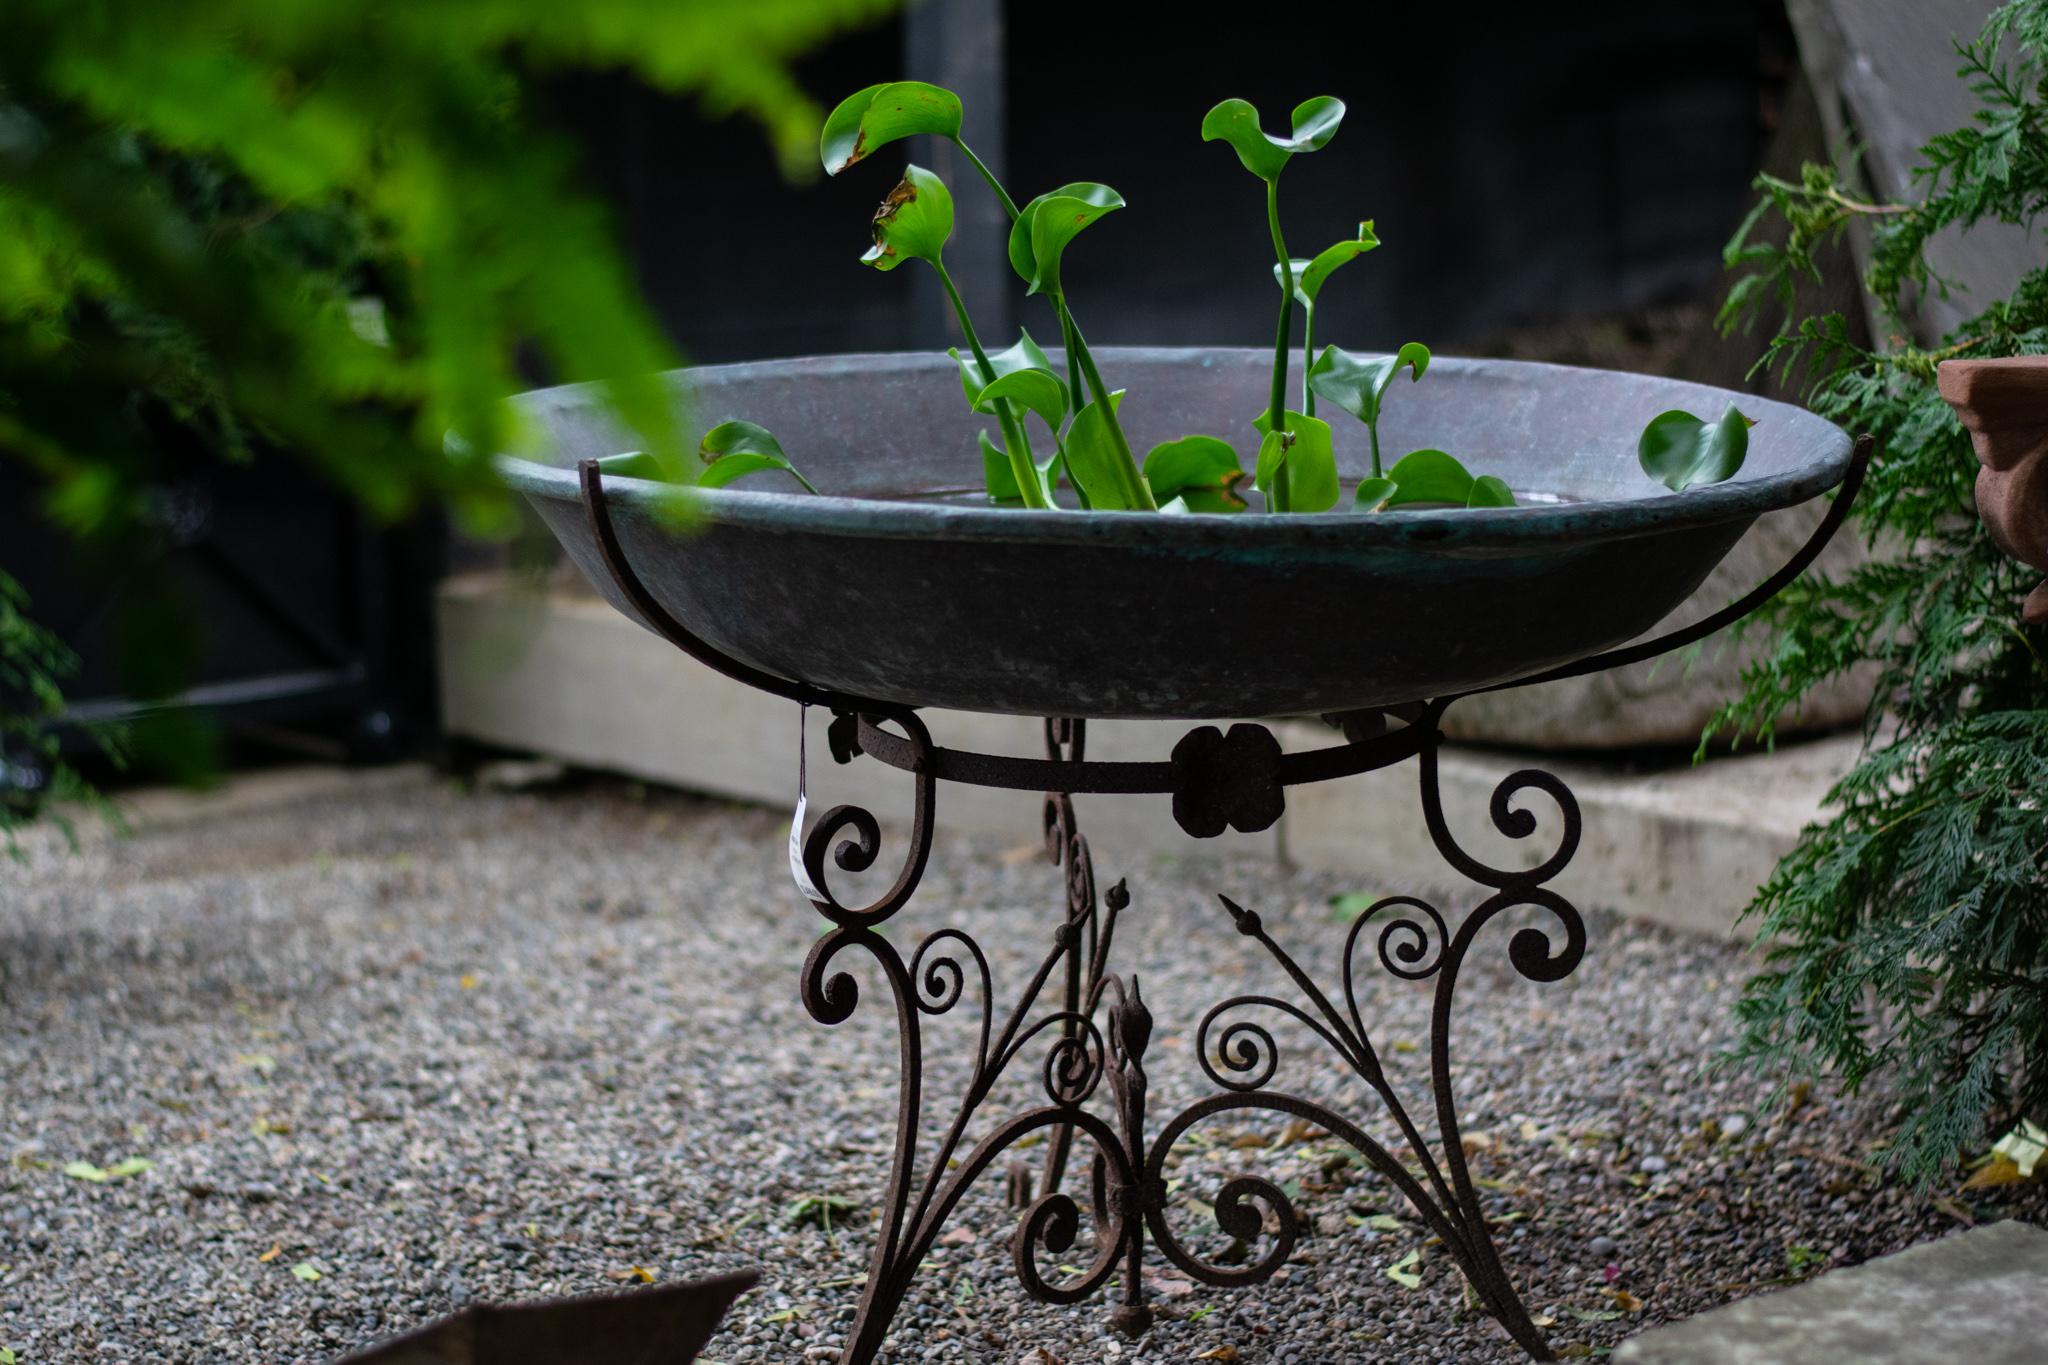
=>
[1615,1220,2048,1365]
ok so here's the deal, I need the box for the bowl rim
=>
[494,348,1854,549]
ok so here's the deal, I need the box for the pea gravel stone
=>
[1,767,2041,1363]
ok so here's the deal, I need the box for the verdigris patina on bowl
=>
[498,348,1853,720]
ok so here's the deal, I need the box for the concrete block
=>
[1615,1220,2048,1365]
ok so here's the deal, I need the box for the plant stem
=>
[1301,303,1315,418]
[935,257,1050,509]
[1055,296,1085,422]
[1368,419,1383,479]
[1063,304,1157,510]
[1266,176,1295,511]
[955,139,1021,222]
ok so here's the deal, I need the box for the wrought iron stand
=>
[576,439,1870,1364]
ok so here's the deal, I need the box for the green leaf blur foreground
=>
[1707,0,2048,1183]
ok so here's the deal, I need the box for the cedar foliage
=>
[0,1,889,810]
[1713,0,2048,1179]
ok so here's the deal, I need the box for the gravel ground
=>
[2,765,2042,1365]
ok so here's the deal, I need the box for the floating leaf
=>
[697,420,819,494]
[1366,1213,1404,1231]
[1381,450,1477,508]
[62,1161,108,1183]
[861,165,952,270]
[290,1261,322,1282]
[1275,222,1379,307]
[1467,474,1516,508]
[105,1157,153,1179]
[1637,403,1753,491]
[1194,1348,1240,1363]
[1201,96,1347,180]
[259,1242,283,1263]
[1354,477,1398,511]
[1007,182,1125,296]
[1144,436,1246,512]
[819,81,962,175]
[1385,1249,1422,1288]
[1307,343,1430,429]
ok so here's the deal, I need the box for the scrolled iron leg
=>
[1144,712,1574,1360]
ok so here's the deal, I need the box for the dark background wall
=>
[563,1,1795,366]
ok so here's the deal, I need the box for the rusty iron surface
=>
[335,1270,757,1365]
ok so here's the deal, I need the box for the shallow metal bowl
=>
[499,349,1851,719]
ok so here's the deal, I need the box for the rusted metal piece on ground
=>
[335,1270,757,1364]
[1939,357,2048,624]
[554,422,1871,1365]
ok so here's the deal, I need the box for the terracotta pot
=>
[1938,356,2048,624]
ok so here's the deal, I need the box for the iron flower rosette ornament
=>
[499,348,1864,1363]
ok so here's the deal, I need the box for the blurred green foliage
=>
[0,0,892,811]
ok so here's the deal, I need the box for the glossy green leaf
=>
[1306,342,1431,427]
[1006,183,1125,295]
[981,429,1021,502]
[1380,449,1474,507]
[1063,390,1135,508]
[951,331,1058,405]
[1201,96,1347,180]
[1354,476,1398,510]
[698,419,819,494]
[1638,403,1754,491]
[1274,222,1379,307]
[1466,474,1516,508]
[861,165,952,270]
[820,81,963,175]
[973,367,1067,431]
[594,450,671,482]
[1143,435,1247,510]
[695,451,819,493]
[1253,413,1338,511]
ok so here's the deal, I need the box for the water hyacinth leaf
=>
[1307,342,1431,427]
[1281,415,1339,511]
[820,81,963,175]
[698,420,819,493]
[861,165,952,270]
[1354,476,1398,510]
[1275,222,1379,307]
[973,367,1067,430]
[950,330,1058,409]
[1381,449,1476,507]
[1466,474,1516,508]
[1143,435,1247,510]
[696,451,820,494]
[1007,183,1125,295]
[980,430,1022,502]
[1201,96,1347,180]
[1063,390,1135,508]
[1638,403,1754,491]
[594,450,671,482]
[1254,413,1338,511]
